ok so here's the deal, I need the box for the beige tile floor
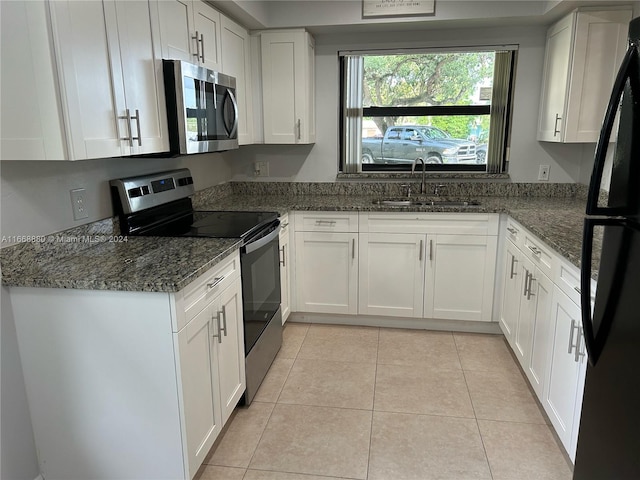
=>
[196,323,573,480]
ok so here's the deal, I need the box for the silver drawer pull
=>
[528,245,541,256]
[315,220,337,226]
[207,276,225,290]
[574,286,582,294]
[506,227,518,235]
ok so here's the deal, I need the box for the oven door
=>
[241,221,282,354]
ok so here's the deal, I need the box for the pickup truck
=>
[361,125,477,165]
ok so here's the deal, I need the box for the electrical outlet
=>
[538,165,550,181]
[254,161,269,177]
[70,188,89,220]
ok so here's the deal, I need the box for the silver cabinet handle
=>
[207,276,225,290]
[509,255,518,279]
[131,109,141,146]
[506,227,518,235]
[574,286,582,294]
[429,239,433,261]
[281,222,289,229]
[568,319,578,354]
[199,32,205,62]
[220,305,227,338]
[212,311,222,343]
[527,275,536,300]
[192,30,201,61]
[523,270,529,297]
[419,239,423,261]
[279,246,286,267]
[119,108,133,146]
[352,238,355,259]
[574,327,584,362]
[315,220,336,226]
[297,119,301,140]
[528,245,541,256]
[554,113,562,137]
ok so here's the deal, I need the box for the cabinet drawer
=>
[522,231,555,278]
[294,211,358,232]
[177,251,241,330]
[505,218,522,248]
[360,212,499,235]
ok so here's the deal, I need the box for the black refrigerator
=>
[573,16,640,480]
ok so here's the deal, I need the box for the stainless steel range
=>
[110,169,282,404]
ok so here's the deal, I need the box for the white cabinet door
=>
[513,255,535,365]
[279,219,291,323]
[157,0,195,62]
[525,267,554,398]
[261,29,315,144]
[50,0,126,159]
[113,0,169,155]
[1,0,66,160]
[543,286,587,456]
[537,8,632,142]
[221,15,253,145]
[295,231,358,314]
[177,301,222,480]
[424,234,497,322]
[216,277,245,425]
[500,240,523,344]
[358,233,425,318]
[193,1,221,72]
[537,13,573,142]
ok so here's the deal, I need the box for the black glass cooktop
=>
[140,210,279,239]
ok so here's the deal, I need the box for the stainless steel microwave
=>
[163,60,238,155]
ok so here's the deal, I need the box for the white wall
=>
[227,23,587,183]
[1,153,232,239]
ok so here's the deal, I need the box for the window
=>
[340,48,517,173]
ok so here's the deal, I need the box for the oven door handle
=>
[244,222,281,254]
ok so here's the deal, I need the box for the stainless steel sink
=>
[373,198,481,207]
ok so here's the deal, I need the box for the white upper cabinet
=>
[221,16,254,145]
[157,0,221,71]
[50,0,169,160]
[1,1,66,160]
[537,8,632,142]
[260,29,316,144]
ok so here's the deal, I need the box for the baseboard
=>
[289,312,503,334]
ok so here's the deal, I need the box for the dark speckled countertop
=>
[1,191,594,292]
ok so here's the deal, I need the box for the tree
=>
[363,52,494,135]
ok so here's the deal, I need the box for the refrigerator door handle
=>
[581,217,636,366]
[586,44,637,216]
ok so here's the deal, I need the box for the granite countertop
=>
[1,193,593,292]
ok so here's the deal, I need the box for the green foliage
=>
[363,52,494,136]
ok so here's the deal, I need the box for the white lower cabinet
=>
[358,233,425,317]
[294,212,498,323]
[10,251,245,480]
[424,234,497,322]
[294,231,358,314]
[543,286,587,461]
[279,215,291,323]
[499,217,588,461]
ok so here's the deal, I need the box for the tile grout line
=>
[365,327,381,480]
[453,333,496,480]
[272,323,309,404]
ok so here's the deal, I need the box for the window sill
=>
[336,172,511,180]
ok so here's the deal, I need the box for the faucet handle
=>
[400,184,412,198]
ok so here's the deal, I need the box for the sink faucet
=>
[411,157,426,194]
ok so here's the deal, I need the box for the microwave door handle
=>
[587,44,636,215]
[225,89,239,138]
